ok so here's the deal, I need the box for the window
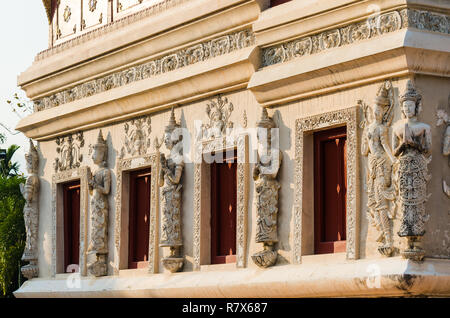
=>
[210,150,237,264]
[270,0,292,8]
[314,127,347,254]
[128,168,151,269]
[63,181,80,272]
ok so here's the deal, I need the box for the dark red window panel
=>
[128,168,151,269]
[314,126,347,254]
[270,0,292,8]
[210,151,237,264]
[63,181,80,272]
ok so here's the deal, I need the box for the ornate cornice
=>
[38,0,190,60]
[262,8,450,68]
[33,29,255,112]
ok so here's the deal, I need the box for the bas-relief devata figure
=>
[202,95,234,139]
[392,80,432,261]
[159,108,184,273]
[87,130,111,276]
[120,116,151,158]
[20,140,40,279]
[436,105,450,198]
[251,108,282,268]
[360,81,397,257]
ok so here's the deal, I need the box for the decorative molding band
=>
[38,0,190,61]
[114,154,160,275]
[33,29,255,112]
[262,9,450,68]
[294,106,360,263]
[51,167,90,277]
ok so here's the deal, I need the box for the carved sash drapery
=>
[294,106,360,263]
[114,154,160,274]
[51,167,90,277]
[193,134,249,270]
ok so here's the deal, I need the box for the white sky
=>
[0,1,48,174]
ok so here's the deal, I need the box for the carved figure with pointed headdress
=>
[160,108,184,272]
[251,108,282,268]
[20,140,40,279]
[87,130,111,276]
[392,80,432,261]
[361,81,397,256]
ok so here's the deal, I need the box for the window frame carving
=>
[114,153,160,274]
[294,106,360,263]
[193,134,249,270]
[52,167,90,277]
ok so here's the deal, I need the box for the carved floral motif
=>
[34,29,255,111]
[262,9,449,67]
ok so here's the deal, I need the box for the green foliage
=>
[0,145,20,178]
[0,175,25,297]
[0,133,5,144]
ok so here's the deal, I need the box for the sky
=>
[0,1,48,174]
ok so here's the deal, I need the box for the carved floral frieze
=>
[34,29,255,112]
[262,9,449,67]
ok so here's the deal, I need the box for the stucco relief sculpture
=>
[392,80,432,261]
[202,95,234,139]
[360,81,397,256]
[120,115,151,158]
[20,140,40,279]
[160,108,184,272]
[54,132,85,172]
[436,107,450,198]
[251,108,282,268]
[87,130,111,276]
[35,29,255,111]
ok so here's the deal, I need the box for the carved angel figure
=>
[436,108,450,198]
[392,80,432,261]
[160,109,184,246]
[252,108,282,268]
[20,140,40,279]
[87,130,111,276]
[159,108,184,272]
[360,81,396,256]
[202,95,234,139]
[121,116,151,157]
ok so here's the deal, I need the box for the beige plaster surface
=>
[15,0,450,297]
